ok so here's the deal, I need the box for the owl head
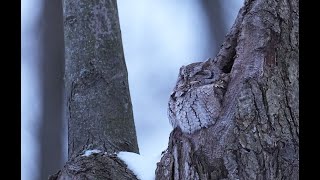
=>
[174,59,220,93]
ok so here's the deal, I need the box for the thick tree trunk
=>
[50,0,139,179]
[156,0,299,179]
[64,0,139,158]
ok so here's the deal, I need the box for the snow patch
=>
[117,151,162,180]
[81,149,101,157]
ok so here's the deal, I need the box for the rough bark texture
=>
[156,0,299,179]
[49,153,138,180]
[63,0,139,158]
[50,0,140,179]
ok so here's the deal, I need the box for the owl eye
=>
[190,81,200,85]
[207,71,214,79]
[194,70,213,79]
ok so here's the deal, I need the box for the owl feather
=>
[168,58,229,134]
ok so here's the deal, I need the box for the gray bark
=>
[64,0,139,158]
[156,0,299,179]
[49,152,138,180]
[38,0,65,179]
[50,0,139,179]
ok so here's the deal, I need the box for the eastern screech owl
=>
[168,59,229,134]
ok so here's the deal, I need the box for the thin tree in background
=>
[50,0,139,179]
[200,0,228,57]
[38,0,65,179]
[156,0,299,179]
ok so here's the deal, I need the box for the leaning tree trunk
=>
[50,0,139,179]
[156,0,298,179]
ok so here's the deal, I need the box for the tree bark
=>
[38,0,65,179]
[156,0,299,179]
[64,0,139,158]
[49,152,138,180]
[50,0,139,179]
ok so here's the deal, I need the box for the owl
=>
[168,59,229,134]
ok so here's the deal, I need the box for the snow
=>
[81,149,102,157]
[117,151,162,180]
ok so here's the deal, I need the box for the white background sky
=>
[22,0,42,179]
[22,1,243,179]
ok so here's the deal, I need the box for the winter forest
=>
[22,0,298,179]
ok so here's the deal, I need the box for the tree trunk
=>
[38,0,65,179]
[200,0,228,57]
[49,152,138,180]
[50,0,139,179]
[156,0,299,179]
[64,0,139,158]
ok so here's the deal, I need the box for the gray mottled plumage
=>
[168,58,230,134]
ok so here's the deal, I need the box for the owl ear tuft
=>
[179,65,186,74]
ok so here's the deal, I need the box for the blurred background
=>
[21,0,243,179]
